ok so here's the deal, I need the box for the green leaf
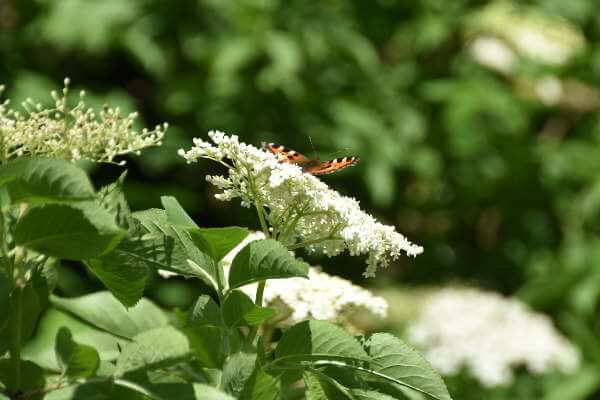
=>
[0,359,45,399]
[115,326,190,376]
[221,290,276,328]
[149,383,236,400]
[221,352,280,400]
[349,389,399,400]
[15,201,125,260]
[360,333,451,400]
[243,306,276,326]
[188,226,249,261]
[55,327,100,377]
[97,171,133,229]
[22,308,126,372]
[51,291,168,339]
[275,320,369,363]
[87,236,151,307]
[188,295,222,327]
[45,380,139,400]
[222,290,254,328]
[0,157,94,203]
[9,280,48,348]
[161,195,198,228]
[229,239,309,289]
[221,352,257,396]
[303,371,354,400]
[133,209,218,289]
[0,270,10,354]
[184,325,228,369]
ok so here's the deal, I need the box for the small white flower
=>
[407,287,580,387]
[179,131,423,277]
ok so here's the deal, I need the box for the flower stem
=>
[287,235,342,251]
[255,202,269,237]
[244,280,266,348]
[9,286,23,391]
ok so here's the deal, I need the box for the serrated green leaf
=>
[189,295,222,327]
[221,352,280,400]
[115,326,190,376]
[188,226,249,261]
[222,290,255,328]
[9,281,47,348]
[97,171,133,229]
[221,290,276,328]
[55,327,100,377]
[184,325,228,369]
[229,239,308,289]
[149,383,236,400]
[0,157,94,204]
[51,292,168,339]
[45,380,135,400]
[303,371,354,400]
[87,236,151,307]
[349,388,398,400]
[15,201,125,260]
[222,352,257,396]
[244,306,276,326]
[360,333,452,400]
[161,195,198,228]
[275,320,369,362]
[22,308,126,372]
[133,209,218,289]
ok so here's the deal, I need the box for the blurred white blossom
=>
[469,36,516,73]
[468,3,585,67]
[0,79,167,164]
[407,287,580,387]
[179,131,423,277]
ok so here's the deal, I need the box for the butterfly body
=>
[263,142,359,175]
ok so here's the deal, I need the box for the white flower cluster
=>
[0,79,167,164]
[241,268,388,328]
[407,287,580,387]
[218,231,388,328]
[178,131,423,277]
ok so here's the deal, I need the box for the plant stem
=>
[287,235,342,251]
[244,280,266,348]
[255,202,269,237]
[10,286,23,391]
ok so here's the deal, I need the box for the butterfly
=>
[263,142,360,175]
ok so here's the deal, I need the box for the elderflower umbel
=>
[241,268,388,329]
[0,79,167,164]
[219,231,387,329]
[178,131,423,277]
[406,287,580,387]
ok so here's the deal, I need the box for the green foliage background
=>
[2,0,600,397]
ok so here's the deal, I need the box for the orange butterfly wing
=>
[303,156,360,175]
[263,142,359,175]
[262,143,312,163]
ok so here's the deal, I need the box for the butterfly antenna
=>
[326,147,353,158]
